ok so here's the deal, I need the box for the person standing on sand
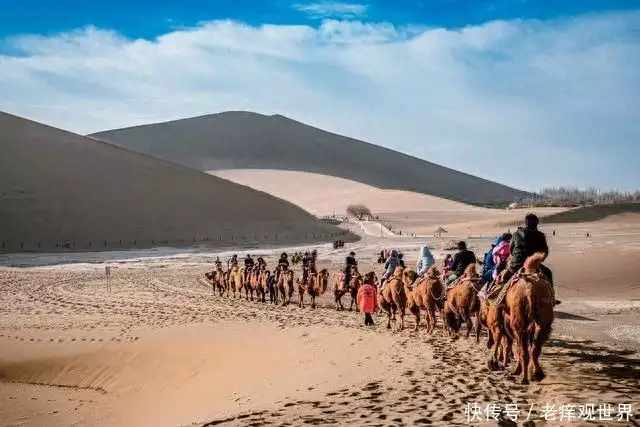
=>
[357,277,377,326]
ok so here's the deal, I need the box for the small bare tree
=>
[346,204,372,220]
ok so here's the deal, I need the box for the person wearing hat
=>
[445,241,477,287]
[498,213,560,304]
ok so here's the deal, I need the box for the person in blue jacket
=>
[412,245,435,287]
[481,236,502,285]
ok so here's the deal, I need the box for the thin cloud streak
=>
[293,2,369,19]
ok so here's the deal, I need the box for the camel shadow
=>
[554,311,597,321]
[547,338,640,382]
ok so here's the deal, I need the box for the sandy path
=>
[1,258,639,427]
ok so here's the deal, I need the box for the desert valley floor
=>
[1,213,640,427]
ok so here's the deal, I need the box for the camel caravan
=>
[204,215,557,384]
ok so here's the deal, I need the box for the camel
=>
[348,268,363,311]
[409,266,446,334]
[332,268,348,310]
[205,268,228,297]
[378,266,408,330]
[256,269,271,303]
[204,271,217,293]
[480,295,513,371]
[332,266,359,311]
[299,269,330,309]
[228,266,245,299]
[443,263,481,339]
[243,267,259,302]
[402,270,422,331]
[501,252,555,384]
[277,269,295,306]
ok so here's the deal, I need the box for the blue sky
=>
[1,1,639,192]
[2,0,639,38]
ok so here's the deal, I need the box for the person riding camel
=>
[300,252,312,284]
[214,256,222,270]
[256,256,266,270]
[276,252,289,282]
[412,246,435,287]
[445,241,477,287]
[492,233,512,281]
[481,237,501,285]
[228,254,238,271]
[398,253,406,268]
[497,214,561,305]
[243,254,255,283]
[343,251,358,290]
[443,254,453,276]
[380,249,401,290]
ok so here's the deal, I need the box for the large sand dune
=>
[211,169,489,217]
[0,112,351,253]
[90,111,529,207]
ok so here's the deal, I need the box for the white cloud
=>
[1,12,639,191]
[293,2,368,19]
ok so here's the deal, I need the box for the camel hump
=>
[524,252,546,271]
[463,263,476,276]
[426,265,440,277]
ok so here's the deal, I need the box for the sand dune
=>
[0,112,352,253]
[90,111,529,207]
[210,169,488,217]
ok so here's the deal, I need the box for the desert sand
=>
[2,215,640,427]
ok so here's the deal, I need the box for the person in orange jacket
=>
[357,276,378,326]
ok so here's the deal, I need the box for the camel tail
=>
[524,252,546,272]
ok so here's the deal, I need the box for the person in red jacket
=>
[357,275,378,326]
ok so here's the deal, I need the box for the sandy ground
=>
[1,219,640,427]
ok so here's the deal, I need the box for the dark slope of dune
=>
[542,203,640,223]
[90,112,529,207]
[0,112,352,253]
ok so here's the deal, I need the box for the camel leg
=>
[413,308,420,332]
[513,331,530,384]
[311,295,316,310]
[531,324,550,382]
[475,317,482,344]
[385,308,392,329]
[399,306,406,331]
[299,289,304,308]
[427,309,435,334]
[464,309,473,339]
[488,328,503,371]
